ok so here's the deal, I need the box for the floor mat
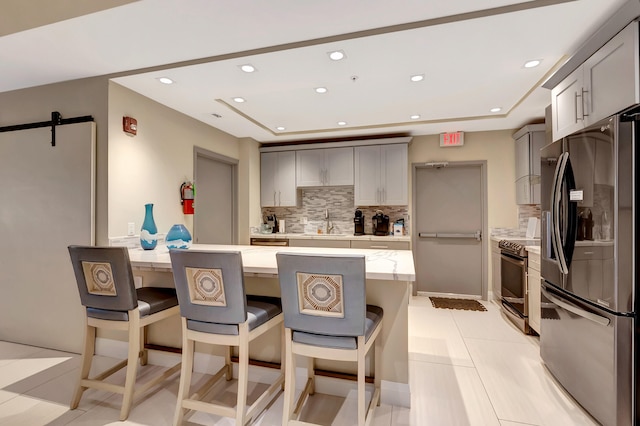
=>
[429,297,487,312]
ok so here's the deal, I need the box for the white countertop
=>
[250,233,410,242]
[525,246,540,255]
[128,244,415,281]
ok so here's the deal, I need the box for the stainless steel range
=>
[499,240,531,334]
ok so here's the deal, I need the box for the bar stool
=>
[67,246,182,421]
[169,249,284,426]
[276,253,383,426]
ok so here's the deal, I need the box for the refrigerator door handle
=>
[542,286,610,327]
[551,152,570,274]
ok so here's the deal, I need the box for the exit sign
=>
[440,132,464,147]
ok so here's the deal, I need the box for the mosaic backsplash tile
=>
[261,186,409,235]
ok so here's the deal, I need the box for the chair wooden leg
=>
[120,312,141,421]
[139,325,148,366]
[375,333,382,407]
[307,356,315,395]
[70,322,95,409]
[280,324,286,391]
[282,328,296,425]
[174,323,193,426]
[225,345,233,381]
[235,323,249,425]
[357,336,366,426]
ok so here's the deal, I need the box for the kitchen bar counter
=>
[128,244,415,406]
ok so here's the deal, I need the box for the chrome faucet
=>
[325,209,334,234]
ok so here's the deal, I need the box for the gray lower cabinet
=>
[491,240,501,301]
[350,240,410,250]
[288,239,351,248]
[527,251,541,334]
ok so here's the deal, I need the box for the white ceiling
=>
[0,0,629,143]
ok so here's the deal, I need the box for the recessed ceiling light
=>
[524,59,541,68]
[314,87,328,94]
[239,64,256,73]
[157,77,174,84]
[233,97,246,103]
[276,126,286,131]
[410,114,421,120]
[328,50,346,61]
[490,107,502,113]
[337,121,347,126]
[410,74,424,82]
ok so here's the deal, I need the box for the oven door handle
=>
[542,286,610,327]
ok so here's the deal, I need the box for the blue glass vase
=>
[166,224,192,249]
[140,203,158,250]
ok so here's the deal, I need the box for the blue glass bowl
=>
[166,224,192,249]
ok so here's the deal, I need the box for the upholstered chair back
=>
[276,253,366,337]
[169,250,248,325]
[68,246,138,312]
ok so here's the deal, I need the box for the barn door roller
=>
[0,111,94,146]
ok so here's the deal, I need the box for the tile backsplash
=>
[261,186,409,235]
[517,204,541,229]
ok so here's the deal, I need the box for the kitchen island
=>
[127,244,415,406]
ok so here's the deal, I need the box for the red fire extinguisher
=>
[180,181,195,215]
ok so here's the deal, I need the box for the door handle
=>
[418,231,481,241]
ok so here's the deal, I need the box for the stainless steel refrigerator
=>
[540,108,637,426]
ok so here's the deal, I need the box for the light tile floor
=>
[0,297,598,425]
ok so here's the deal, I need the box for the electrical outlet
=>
[127,222,135,236]
[302,217,308,224]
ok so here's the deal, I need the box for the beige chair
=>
[67,245,182,421]
[170,249,284,425]
[276,253,383,426]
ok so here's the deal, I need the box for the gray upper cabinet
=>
[514,124,545,205]
[551,21,639,141]
[354,144,408,206]
[296,147,354,187]
[261,151,296,207]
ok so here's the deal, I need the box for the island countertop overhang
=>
[128,244,415,282]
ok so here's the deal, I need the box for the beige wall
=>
[409,130,519,231]
[238,137,262,244]
[108,82,251,240]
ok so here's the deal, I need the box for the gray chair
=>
[276,252,383,426]
[67,245,181,421]
[170,249,284,426]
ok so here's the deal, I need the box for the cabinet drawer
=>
[573,246,603,260]
[289,239,351,249]
[350,240,410,250]
[528,255,541,272]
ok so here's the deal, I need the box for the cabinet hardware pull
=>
[278,191,281,206]
[575,92,583,122]
[273,191,276,206]
[581,88,589,117]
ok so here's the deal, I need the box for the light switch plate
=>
[127,222,135,236]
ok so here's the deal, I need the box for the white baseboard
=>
[95,337,410,407]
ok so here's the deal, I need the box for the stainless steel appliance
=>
[540,107,637,426]
[499,240,531,334]
[372,211,389,236]
[354,209,365,236]
[250,237,288,246]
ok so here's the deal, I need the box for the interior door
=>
[414,162,486,297]
[194,149,237,244]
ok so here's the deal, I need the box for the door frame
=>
[193,146,238,244]
[411,160,489,299]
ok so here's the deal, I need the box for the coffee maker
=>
[354,209,365,236]
[372,211,390,236]
[266,214,278,233]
